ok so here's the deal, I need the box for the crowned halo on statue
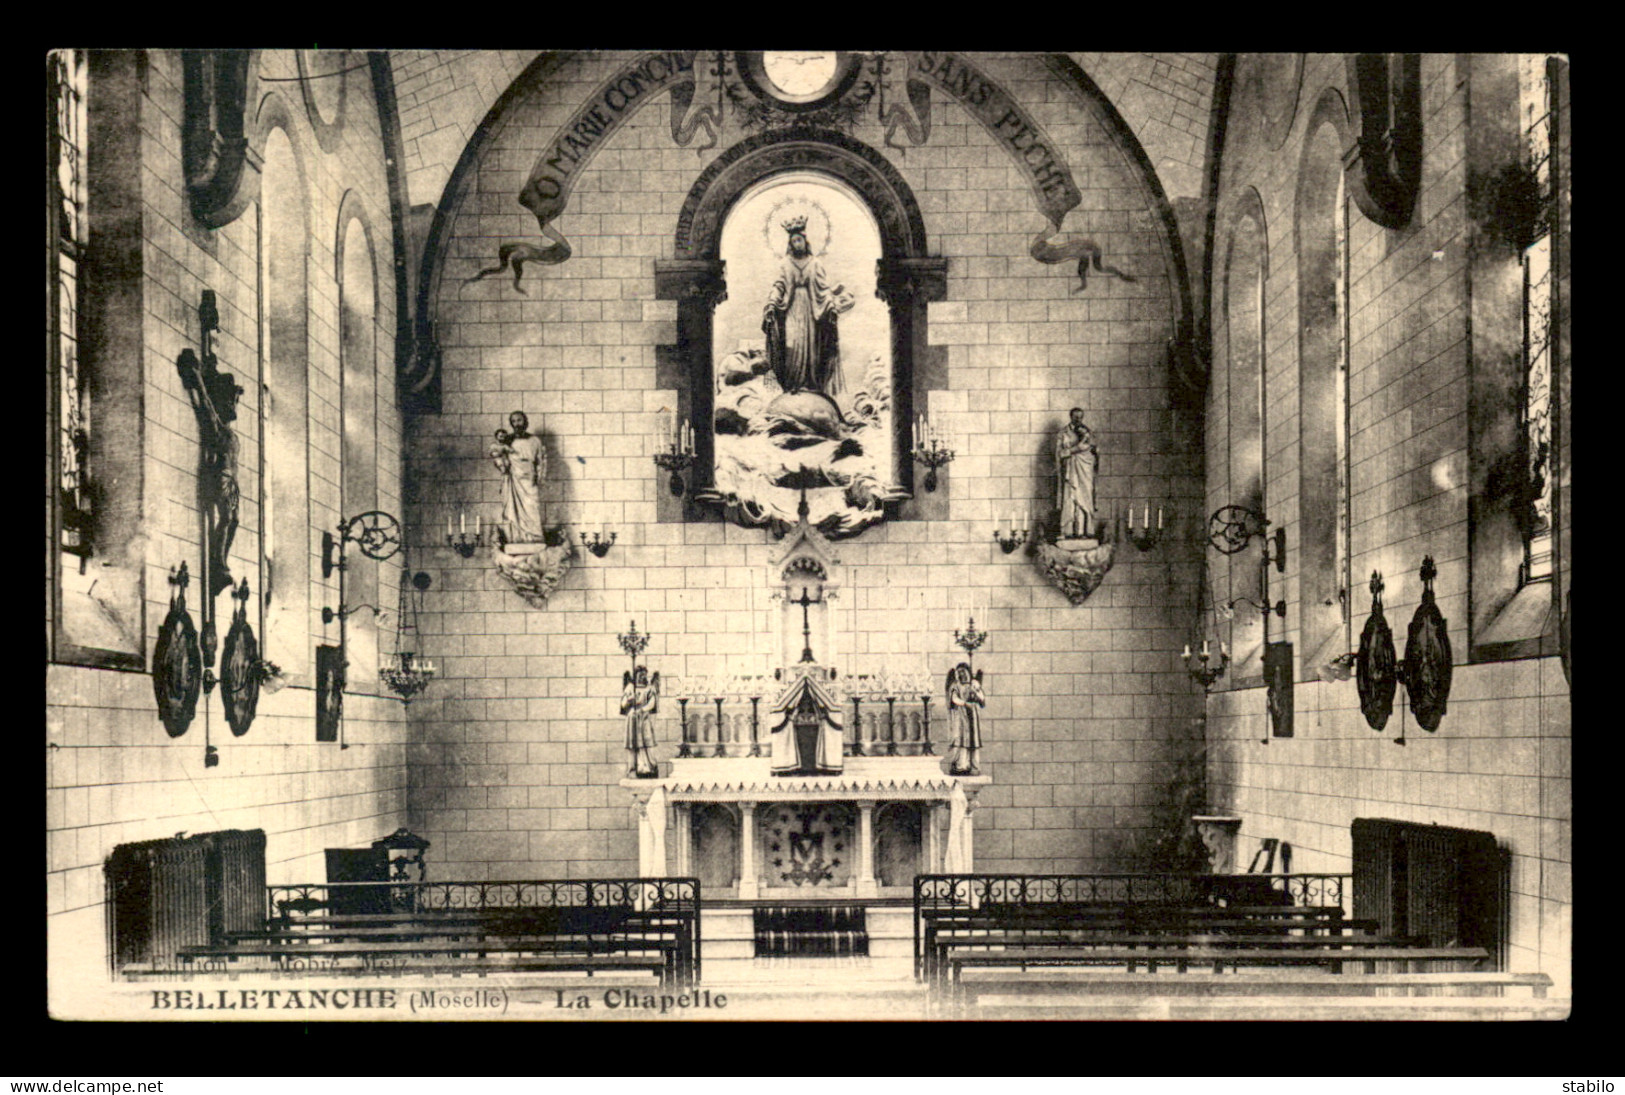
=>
[761,196,832,258]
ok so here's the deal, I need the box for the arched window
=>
[259,123,311,678]
[339,207,379,683]
[49,50,144,668]
[1296,106,1354,675]
[1518,54,1559,586]
[1467,54,1569,660]
[1219,198,1268,682]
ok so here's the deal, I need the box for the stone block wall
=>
[405,51,1207,881]
[1205,53,1570,990]
[46,50,409,985]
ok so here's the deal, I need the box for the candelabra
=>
[1125,503,1165,551]
[911,415,956,493]
[581,530,617,558]
[1182,640,1229,690]
[993,519,1028,554]
[653,418,697,497]
[618,619,651,667]
[446,513,484,558]
[954,615,988,666]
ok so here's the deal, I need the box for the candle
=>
[461,512,466,534]
[1143,503,1150,529]
[1157,506,1163,529]
[447,515,452,538]
[1127,506,1135,530]
[1202,640,1210,658]
[1182,644,1191,660]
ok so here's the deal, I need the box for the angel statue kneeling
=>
[945,662,986,776]
[622,664,661,779]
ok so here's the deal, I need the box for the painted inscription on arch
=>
[912,52,1082,230]
[491,51,1108,293]
[517,51,699,232]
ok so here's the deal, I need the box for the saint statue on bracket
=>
[490,410,546,544]
[1056,407,1099,543]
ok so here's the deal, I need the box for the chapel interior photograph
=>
[45,50,1571,1021]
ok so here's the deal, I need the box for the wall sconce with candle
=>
[653,414,696,497]
[446,512,484,558]
[1125,503,1165,551]
[1182,639,1229,690]
[581,530,617,558]
[911,415,956,493]
[993,515,1029,554]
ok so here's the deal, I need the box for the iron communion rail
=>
[912,873,1352,978]
[265,877,702,983]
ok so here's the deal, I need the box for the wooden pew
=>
[178,938,683,985]
[956,968,1555,999]
[255,881,701,986]
[946,944,1491,983]
[922,910,1379,983]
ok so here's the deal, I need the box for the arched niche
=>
[1295,90,1354,674]
[874,802,923,888]
[691,803,740,891]
[656,129,946,532]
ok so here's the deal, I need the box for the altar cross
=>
[791,584,821,664]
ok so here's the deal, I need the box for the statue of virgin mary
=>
[762,215,855,398]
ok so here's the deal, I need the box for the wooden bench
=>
[252,904,697,985]
[180,939,683,984]
[169,951,670,982]
[953,967,1564,1020]
[916,903,1354,974]
[955,968,1555,999]
[967,995,1570,1021]
[946,944,1491,982]
[922,913,1380,983]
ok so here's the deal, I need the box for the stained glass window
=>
[1520,55,1556,584]
[52,50,90,557]
[1333,170,1352,622]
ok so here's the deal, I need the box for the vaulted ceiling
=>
[387,51,1223,214]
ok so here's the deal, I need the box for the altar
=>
[620,756,989,898]
[616,485,990,896]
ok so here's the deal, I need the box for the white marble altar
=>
[621,756,989,898]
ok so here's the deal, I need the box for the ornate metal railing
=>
[912,873,1351,978]
[266,877,701,982]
